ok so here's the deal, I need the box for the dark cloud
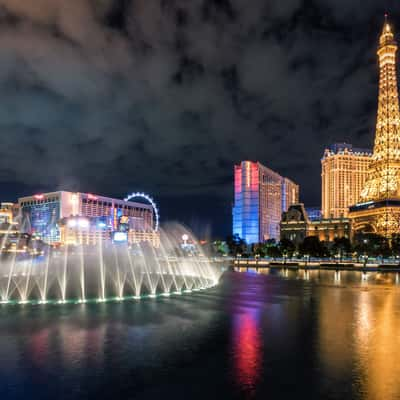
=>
[0,0,396,236]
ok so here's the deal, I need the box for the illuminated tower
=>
[349,17,400,236]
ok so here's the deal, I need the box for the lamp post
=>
[236,253,242,269]
[255,253,260,271]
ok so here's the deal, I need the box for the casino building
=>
[321,143,372,219]
[18,191,159,246]
[232,161,299,244]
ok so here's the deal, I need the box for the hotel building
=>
[232,161,299,244]
[321,143,372,219]
[18,191,157,245]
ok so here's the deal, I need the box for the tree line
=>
[211,233,400,259]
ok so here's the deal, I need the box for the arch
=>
[123,192,159,231]
[353,221,377,234]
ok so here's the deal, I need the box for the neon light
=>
[246,162,251,187]
[123,192,160,231]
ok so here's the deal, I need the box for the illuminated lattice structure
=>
[349,18,400,236]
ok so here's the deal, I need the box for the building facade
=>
[281,204,352,247]
[321,143,372,219]
[233,161,299,244]
[349,19,400,236]
[18,191,155,244]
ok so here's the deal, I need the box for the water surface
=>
[1,269,400,400]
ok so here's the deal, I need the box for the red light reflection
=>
[233,309,262,397]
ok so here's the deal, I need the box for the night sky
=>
[0,0,398,238]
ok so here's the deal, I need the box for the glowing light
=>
[246,161,251,187]
[87,193,98,200]
[34,194,44,200]
[233,310,262,395]
[71,193,79,215]
[78,218,89,228]
[67,219,77,228]
[113,231,128,242]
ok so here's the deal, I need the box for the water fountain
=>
[0,223,221,306]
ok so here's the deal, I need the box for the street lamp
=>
[182,234,189,245]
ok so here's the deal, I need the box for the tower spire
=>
[349,19,400,237]
[360,17,400,204]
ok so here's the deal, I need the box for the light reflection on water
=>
[1,270,400,399]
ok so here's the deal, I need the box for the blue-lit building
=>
[232,161,299,244]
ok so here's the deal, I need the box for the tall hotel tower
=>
[321,143,372,218]
[233,161,299,244]
[349,18,400,236]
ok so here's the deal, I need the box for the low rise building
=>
[280,203,352,246]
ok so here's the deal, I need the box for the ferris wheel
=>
[123,192,159,232]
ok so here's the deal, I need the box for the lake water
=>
[1,269,400,400]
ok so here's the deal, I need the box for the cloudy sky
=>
[0,0,397,237]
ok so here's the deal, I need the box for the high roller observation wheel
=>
[123,192,159,232]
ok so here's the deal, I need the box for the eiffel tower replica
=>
[349,17,400,237]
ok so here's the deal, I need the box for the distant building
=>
[281,203,351,246]
[233,161,299,244]
[321,143,372,219]
[282,177,299,212]
[59,216,160,247]
[0,202,17,225]
[305,207,322,221]
[18,191,155,244]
